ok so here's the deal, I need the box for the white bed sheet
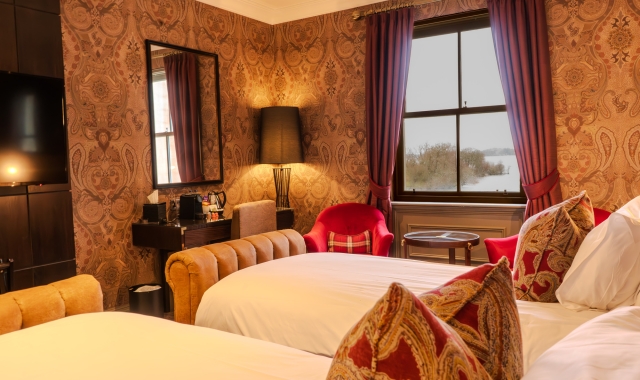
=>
[196,253,604,372]
[2,312,331,380]
[524,306,640,379]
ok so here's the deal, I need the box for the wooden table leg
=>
[464,246,471,266]
[403,239,407,259]
[448,248,456,265]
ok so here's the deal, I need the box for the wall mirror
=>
[145,40,223,188]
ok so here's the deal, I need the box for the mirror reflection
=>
[146,40,223,188]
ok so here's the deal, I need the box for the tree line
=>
[405,143,507,191]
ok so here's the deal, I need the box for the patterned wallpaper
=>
[549,0,640,211]
[60,0,638,308]
[60,0,484,308]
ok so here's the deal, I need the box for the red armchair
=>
[303,203,394,257]
[485,207,612,269]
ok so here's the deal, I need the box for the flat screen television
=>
[0,71,68,186]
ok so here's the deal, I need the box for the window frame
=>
[151,70,180,184]
[393,10,526,204]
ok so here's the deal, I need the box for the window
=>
[394,11,525,204]
[152,71,182,184]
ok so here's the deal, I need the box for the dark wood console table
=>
[131,207,294,311]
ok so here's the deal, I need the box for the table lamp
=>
[260,106,303,208]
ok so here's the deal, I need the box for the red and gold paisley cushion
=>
[418,257,522,380]
[327,230,372,254]
[326,282,490,380]
[513,190,594,302]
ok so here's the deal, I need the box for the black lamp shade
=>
[260,107,303,164]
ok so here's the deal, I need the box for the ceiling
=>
[197,0,389,25]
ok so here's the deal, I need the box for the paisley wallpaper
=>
[60,0,639,308]
[549,0,640,211]
[60,0,485,308]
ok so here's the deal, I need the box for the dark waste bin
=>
[129,283,164,318]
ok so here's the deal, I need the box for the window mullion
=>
[456,30,462,193]
[166,136,172,183]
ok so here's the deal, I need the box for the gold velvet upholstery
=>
[166,229,306,325]
[230,200,277,239]
[0,274,103,335]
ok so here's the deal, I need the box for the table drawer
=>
[183,223,232,248]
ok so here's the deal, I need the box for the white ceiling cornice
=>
[197,0,389,25]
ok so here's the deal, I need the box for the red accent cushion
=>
[513,191,595,302]
[327,230,372,254]
[594,207,611,226]
[485,235,518,269]
[419,257,523,380]
[327,282,490,380]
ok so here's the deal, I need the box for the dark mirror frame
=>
[145,40,224,189]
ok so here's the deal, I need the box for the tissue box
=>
[143,203,166,223]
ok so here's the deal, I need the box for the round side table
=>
[402,231,480,266]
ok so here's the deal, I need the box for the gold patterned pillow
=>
[326,282,490,380]
[513,190,594,302]
[419,257,523,380]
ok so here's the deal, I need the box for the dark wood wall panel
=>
[29,191,75,266]
[28,183,71,194]
[15,7,63,78]
[0,4,18,72]
[12,269,33,290]
[0,195,31,269]
[0,0,74,293]
[34,260,76,286]
[15,0,58,14]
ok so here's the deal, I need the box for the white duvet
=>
[2,312,331,379]
[524,306,640,379]
[195,253,604,372]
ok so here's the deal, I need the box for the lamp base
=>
[273,167,291,208]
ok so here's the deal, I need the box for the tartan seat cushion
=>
[419,257,523,380]
[327,282,490,380]
[327,230,372,254]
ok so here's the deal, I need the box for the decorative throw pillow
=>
[327,230,372,254]
[513,190,594,302]
[418,257,523,380]
[326,282,490,380]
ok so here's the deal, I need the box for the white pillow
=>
[523,306,640,379]
[617,195,640,219]
[556,211,640,311]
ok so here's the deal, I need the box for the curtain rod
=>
[352,0,442,20]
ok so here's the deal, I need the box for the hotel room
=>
[1,0,640,378]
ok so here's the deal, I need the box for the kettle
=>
[209,191,227,211]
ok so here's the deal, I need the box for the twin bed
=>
[193,253,604,371]
[1,275,331,379]
[166,229,614,375]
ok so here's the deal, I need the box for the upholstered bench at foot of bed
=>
[0,274,103,335]
[165,229,306,325]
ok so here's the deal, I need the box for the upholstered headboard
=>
[0,275,103,335]
[166,229,306,325]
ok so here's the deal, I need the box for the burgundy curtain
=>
[487,0,562,219]
[365,7,415,228]
[164,52,203,183]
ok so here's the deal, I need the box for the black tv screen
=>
[0,72,68,185]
